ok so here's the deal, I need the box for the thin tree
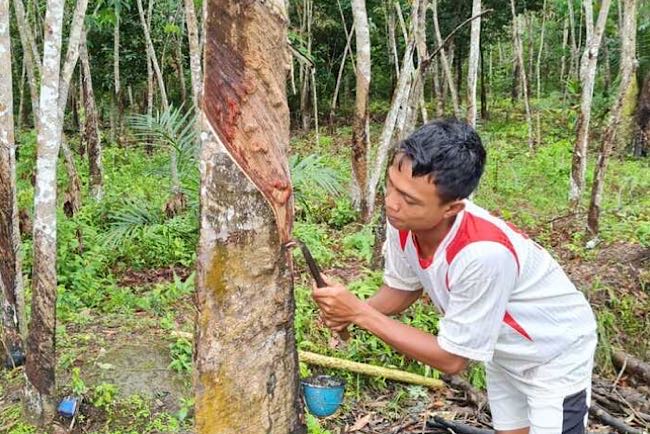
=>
[137,0,185,215]
[197,0,305,432]
[24,0,65,421]
[184,0,201,108]
[351,0,371,220]
[113,0,121,143]
[587,0,637,234]
[80,29,104,200]
[568,0,612,210]
[432,0,460,118]
[510,0,534,150]
[466,0,482,127]
[535,0,547,145]
[0,0,26,365]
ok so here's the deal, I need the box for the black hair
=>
[396,119,486,203]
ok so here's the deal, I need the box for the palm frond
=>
[100,198,165,248]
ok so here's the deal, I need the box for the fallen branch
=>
[612,350,650,386]
[298,351,444,389]
[427,415,493,434]
[442,373,488,412]
[590,403,645,434]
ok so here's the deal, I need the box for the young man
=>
[312,119,597,434]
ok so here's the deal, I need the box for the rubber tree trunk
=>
[80,29,104,201]
[12,0,41,126]
[587,0,637,234]
[632,73,650,157]
[568,0,612,210]
[184,0,202,109]
[351,0,371,221]
[0,0,26,360]
[196,1,305,432]
[466,0,481,127]
[113,1,121,143]
[432,0,460,118]
[25,0,65,422]
[510,1,533,150]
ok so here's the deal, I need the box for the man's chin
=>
[387,216,406,230]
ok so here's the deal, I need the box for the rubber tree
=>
[195,1,305,433]
[568,0,612,210]
[466,0,482,127]
[25,0,65,421]
[351,0,371,221]
[587,0,637,234]
[0,0,26,363]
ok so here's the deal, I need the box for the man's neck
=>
[412,215,457,259]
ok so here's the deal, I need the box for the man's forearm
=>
[354,303,467,375]
[366,285,422,316]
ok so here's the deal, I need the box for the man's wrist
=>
[354,302,380,331]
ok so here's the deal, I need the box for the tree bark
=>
[197,2,305,433]
[568,0,612,210]
[587,0,636,234]
[80,29,104,201]
[535,0,547,145]
[113,1,121,143]
[351,0,371,221]
[0,0,26,361]
[330,23,355,125]
[560,16,568,85]
[25,0,65,422]
[466,0,481,127]
[510,1,534,150]
[184,0,202,108]
[632,73,650,157]
[564,0,578,101]
[12,0,41,127]
[432,0,460,118]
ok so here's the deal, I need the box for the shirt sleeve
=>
[437,242,518,362]
[382,224,422,291]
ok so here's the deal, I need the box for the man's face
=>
[384,155,461,232]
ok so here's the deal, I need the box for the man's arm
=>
[313,283,467,375]
[366,284,423,316]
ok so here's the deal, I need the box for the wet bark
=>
[197,2,305,432]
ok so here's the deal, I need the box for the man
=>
[312,119,597,434]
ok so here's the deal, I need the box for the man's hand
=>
[311,275,367,332]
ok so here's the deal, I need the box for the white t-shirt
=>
[383,201,597,371]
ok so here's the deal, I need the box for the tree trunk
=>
[560,16,568,85]
[587,0,637,234]
[113,1,121,144]
[137,0,168,110]
[80,29,104,201]
[535,0,547,145]
[25,0,65,422]
[0,0,26,363]
[184,0,202,108]
[351,0,371,220]
[510,2,534,150]
[330,24,355,125]
[432,56,445,117]
[12,0,41,127]
[197,1,305,432]
[480,41,487,121]
[432,0,460,118]
[568,0,612,210]
[466,0,481,127]
[633,73,650,157]
[366,38,416,217]
[174,36,188,105]
[564,0,578,101]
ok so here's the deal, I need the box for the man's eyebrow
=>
[387,172,421,203]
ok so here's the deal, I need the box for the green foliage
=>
[293,222,335,267]
[168,338,193,374]
[92,383,119,410]
[71,367,88,396]
[328,197,358,229]
[306,413,333,434]
[290,153,346,221]
[342,226,374,264]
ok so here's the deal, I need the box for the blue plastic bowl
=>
[302,375,345,417]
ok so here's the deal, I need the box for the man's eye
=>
[404,197,416,205]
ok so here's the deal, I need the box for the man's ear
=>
[443,200,465,219]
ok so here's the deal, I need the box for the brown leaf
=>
[349,413,373,432]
